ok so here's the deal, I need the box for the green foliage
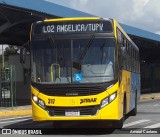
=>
[0,45,18,69]
[4,46,19,57]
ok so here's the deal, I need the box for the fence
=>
[0,65,16,108]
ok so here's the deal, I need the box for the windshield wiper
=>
[79,34,95,60]
[48,36,64,61]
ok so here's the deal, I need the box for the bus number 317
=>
[48,99,55,104]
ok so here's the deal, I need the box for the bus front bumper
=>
[32,95,123,121]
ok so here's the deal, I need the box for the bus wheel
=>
[114,118,123,129]
[52,121,63,128]
[130,92,137,116]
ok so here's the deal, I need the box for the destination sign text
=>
[33,21,113,35]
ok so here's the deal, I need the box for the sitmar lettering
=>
[43,23,104,33]
[80,98,97,104]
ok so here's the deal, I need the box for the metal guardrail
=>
[0,65,16,108]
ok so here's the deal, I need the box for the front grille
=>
[46,105,100,116]
[41,86,104,96]
[32,81,117,96]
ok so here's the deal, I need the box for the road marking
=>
[0,118,31,124]
[144,123,160,129]
[139,104,160,107]
[0,115,31,122]
[153,104,160,106]
[123,119,150,128]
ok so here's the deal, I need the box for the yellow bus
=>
[30,17,140,128]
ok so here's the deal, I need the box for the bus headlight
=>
[109,92,117,102]
[32,95,45,109]
[33,96,38,102]
[100,91,117,109]
[38,99,45,109]
[101,97,109,108]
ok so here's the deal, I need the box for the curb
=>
[140,93,160,102]
[0,109,32,117]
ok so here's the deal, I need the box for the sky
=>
[0,44,8,54]
[45,0,160,35]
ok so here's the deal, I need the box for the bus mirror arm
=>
[20,47,26,64]
[20,41,30,64]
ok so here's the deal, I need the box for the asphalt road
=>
[0,99,160,137]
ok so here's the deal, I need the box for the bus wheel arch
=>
[113,93,126,129]
[123,93,127,116]
[130,90,137,116]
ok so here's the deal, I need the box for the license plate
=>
[65,110,80,116]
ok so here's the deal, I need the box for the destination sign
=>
[33,20,113,35]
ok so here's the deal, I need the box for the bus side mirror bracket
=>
[20,47,26,64]
[20,41,30,64]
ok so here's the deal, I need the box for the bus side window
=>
[123,37,127,70]
[131,46,133,71]
[126,41,129,70]
[118,45,123,69]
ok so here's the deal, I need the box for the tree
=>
[4,46,19,57]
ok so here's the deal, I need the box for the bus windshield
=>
[31,37,116,84]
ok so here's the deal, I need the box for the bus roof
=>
[44,17,101,22]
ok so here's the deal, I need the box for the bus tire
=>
[115,118,123,129]
[130,92,137,116]
[52,121,62,128]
